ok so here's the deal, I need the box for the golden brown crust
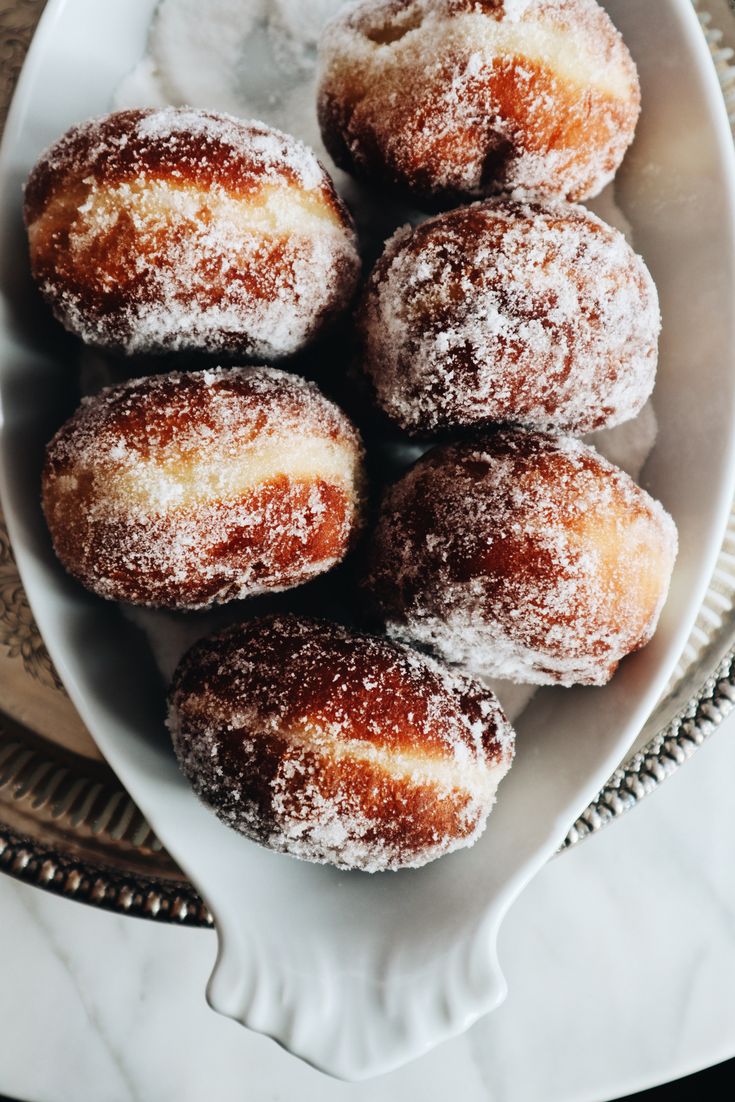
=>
[356,198,659,435]
[42,367,366,610]
[317,0,640,207]
[363,430,678,686]
[24,110,346,218]
[168,615,515,871]
[25,109,360,357]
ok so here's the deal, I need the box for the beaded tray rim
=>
[1,0,734,927]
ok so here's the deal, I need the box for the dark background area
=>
[616,1057,735,1100]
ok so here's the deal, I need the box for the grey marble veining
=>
[2,712,735,1102]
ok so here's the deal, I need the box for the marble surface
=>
[1,2,734,1098]
[2,713,735,1102]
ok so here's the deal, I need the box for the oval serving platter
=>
[2,0,735,1080]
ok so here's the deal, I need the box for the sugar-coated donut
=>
[168,615,515,871]
[317,0,640,207]
[363,430,678,686]
[42,367,366,609]
[357,199,659,436]
[25,108,360,358]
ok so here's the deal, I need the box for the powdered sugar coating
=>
[364,430,678,686]
[168,615,515,871]
[358,198,659,436]
[42,367,366,610]
[317,0,640,207]
[25,108,360,357]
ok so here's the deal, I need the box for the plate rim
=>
[2,0,735,1077]
[0,0,733,919]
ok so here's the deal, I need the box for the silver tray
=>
[2,0,735,926]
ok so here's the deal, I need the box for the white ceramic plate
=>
[1,0,735,1081]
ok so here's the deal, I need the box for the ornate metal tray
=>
[1,0,734,926]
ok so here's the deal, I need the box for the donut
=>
[357,198,659,436]
[363,430,678,686]
[42,367,366,609]
[317,0,640,207]
[24,108,360,358]
[168,615,515,871]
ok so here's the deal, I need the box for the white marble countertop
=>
[2,710,735,1102]
[0,3,734,1099]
